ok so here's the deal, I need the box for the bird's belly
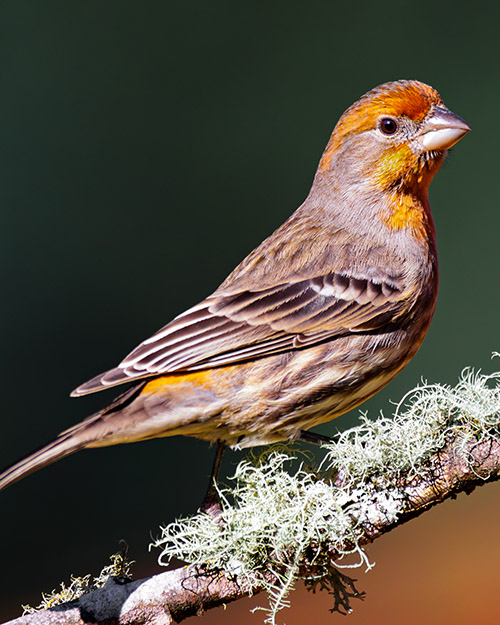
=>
[221,334,416,446]
[105,328,424,448]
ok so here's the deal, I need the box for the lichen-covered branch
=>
[7,565,262,625]
[5,366,500,625]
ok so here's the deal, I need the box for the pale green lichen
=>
[22,548,134,614]
[153,365,500,623]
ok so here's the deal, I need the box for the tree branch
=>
[5,369,500,625]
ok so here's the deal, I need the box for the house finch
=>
[0,80,470,493]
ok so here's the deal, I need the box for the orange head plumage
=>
[314,80,470,242]
[319,80,469,195]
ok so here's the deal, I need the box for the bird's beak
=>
[419,106,471,151]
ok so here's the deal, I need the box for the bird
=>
[0,80,470,502]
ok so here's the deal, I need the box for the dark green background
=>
[0,1,497,620]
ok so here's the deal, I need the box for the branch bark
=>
[5,431,500,625]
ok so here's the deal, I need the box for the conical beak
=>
[420,106,471,151]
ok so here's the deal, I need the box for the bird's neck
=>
[379,188,436,246]
[312,148,440,249]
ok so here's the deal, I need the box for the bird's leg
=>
[298,430,336,446]
[200,440,226,518]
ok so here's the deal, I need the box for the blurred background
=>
[1,1,499,622]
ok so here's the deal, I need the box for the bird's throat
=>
[380,191,435,244]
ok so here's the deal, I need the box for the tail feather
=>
[0,434,87,491]
[0,407,111,491]
[1,383,149,492]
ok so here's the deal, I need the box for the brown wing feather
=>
[72,271,407,396]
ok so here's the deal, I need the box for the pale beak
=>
[420,106,471,151]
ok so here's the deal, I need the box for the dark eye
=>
[379,118,399,135]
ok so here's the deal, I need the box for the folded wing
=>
[72,271,407,396]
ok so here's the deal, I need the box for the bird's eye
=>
[379,118,399,135]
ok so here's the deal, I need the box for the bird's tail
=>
[0,408,108,492]
[0,383,148,492]
[0,434,87,491]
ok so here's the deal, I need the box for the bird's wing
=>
[72,270,408,396]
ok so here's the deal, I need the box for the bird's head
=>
[318,80,470,197]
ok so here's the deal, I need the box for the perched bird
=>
[0,80,470,497]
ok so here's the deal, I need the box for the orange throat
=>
[372,145,437,243]
[381,191,434,243]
